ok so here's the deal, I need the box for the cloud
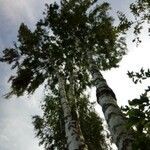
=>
[0,0,150,150]
[0,87,44,150]
[1,0,39,24]
[0,1,51,149]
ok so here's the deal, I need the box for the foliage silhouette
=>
[0,0,135,149]
[33,93,110,150]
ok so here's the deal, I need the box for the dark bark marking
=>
[64,115,72,121]
[122,137,134,150]
[107,112,125,128]
[96,86,117,102]
[67,141,72,148]
[116,131,134,150]
[93,76,106,85]
[113,123,125,134]
[116,132,127,148]
[102,103,118,113]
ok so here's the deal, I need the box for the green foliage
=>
[127,68,150,84]
[77,96,108,150]
[117,11,132,34]
[130,0,150,44]
[0,0,127,97]
[33,95,67,150]
[33,94,109,150]
[130,0,150,20]
[0,1,129,149]
[122,69,150,149]
[122,92,150,149]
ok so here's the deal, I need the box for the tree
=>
[57,73,88,149]
[120,1,150,149]
[0,0,134,149]
[33,92,110,150]
[89,65,134,150]
[130,0,150,44]
[122,69,150,149]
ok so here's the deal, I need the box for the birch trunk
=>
[68,73,88,149]
[57,73,87,150]
[89,59,134,150]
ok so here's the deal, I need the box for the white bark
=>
[89,59,134,150]
[57,73,87,150]
[68,73,88,149]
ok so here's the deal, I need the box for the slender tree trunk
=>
[68,73,88,149]
[89,58,134,150]
[57,73,88,150]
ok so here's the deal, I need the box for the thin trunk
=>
[57,73,87,150]
[89,58,134,150]
[68,73,88,149]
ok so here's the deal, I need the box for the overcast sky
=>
[0,0,150,150]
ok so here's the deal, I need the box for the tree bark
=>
[57,73,88,150]
[89,59,134,150]
[68,72,88,149]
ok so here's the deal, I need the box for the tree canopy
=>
[122,69,150,149]
[0,0,127,97]
[33,93,110,150]
[0,0,147,147]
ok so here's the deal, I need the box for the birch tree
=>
[0,12,88,150]
[57,73,88,149]
[0,0,134,149]
[33,92,109,150]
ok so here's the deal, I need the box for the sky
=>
[0,0,150,150]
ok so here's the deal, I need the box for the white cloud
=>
[0,0,50,148]
[0,0,150,149]
[0,90,44,150]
